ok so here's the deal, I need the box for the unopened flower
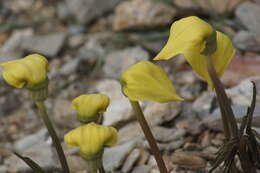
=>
[71,94,110,123]
[64,123,117,171]
[154,16,235,87]
[0,54,48,88]
[120,61,183,103]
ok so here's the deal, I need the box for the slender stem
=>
[99,164,106,173]
[218,102,231,139]
[129,101,168,173]
[246,82,256,134]
[238,136,257,173]
[35,101,70,173]
[206,57,239,138]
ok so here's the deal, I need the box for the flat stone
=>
[233,30,260,52]
[203,104,260,131]
[0,166,7,173]
[226,76,260,106]
[113,0,176,31]
[192,91,215,116]
[5,143,58,172]
[21,32,66,57]
[122,148,141,173]
[127,32,168,53]
[150,169,160,173]
[103,46,149,79]
[235,2,260,36]
[0,29,32,55]
[175,0,241,12]
[172,152,207,169]
[103,141,136,171]
[66,155,87,172]
[144,102,181,126]
[0,29,32,63]
[152,126,186,142]
[131,165,153,173]
[158,140,184,151]
[118,122,143,144]
[95,79,133,126]
[14,129,47,151]
[52,99,79,128]
[59,58,80,76]
[66,0,119,24]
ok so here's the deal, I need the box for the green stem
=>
[130,101,168,173]
[35,101,70,173]
[238,136,257,173]
[206,57,239,138]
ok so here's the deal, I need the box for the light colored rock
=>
[0,29,32,63]
[137,149,150,165]
[192,91,215,116]
[144,102,181,126]
[233,30,260,52]
[113,0,176,31]
[147,156,157,167]
[152,126,186,142]
[0,29,32,55]
[103,141,136,171]
[131,165,152,173]
[226,76,260,106]
[14,129,47,151]
[52,99,79,128]
[172,152,207,168]
[0,166,7,173]
[5,143,58,172]
[103,46,149,79]
[150,169,160,173]
[175,0,241,12]
[66,155,87,172]
[122,148,141,173]
[21,32,66,57]
[203,104,260,131]
[235,2,260,36]
[127,32,168,53]
[95,79,133,126]
[158,140,184,151]
[59,58,80,76]
[57,2,70,20]
[118,122,143,144]
[66,0,119,24]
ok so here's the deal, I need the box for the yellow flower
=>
[0,54,48,88]
[64,122,117,159]
[153,16,235,87]
[120,61,183,103]
[71,94,110,123]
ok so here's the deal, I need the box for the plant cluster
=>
[1,16,259,173]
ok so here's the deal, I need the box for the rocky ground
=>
[0,0,260,172]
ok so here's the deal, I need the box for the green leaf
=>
[14,152,45,173]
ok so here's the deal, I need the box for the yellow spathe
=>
[64,123,117,158]
[71,94,110,123]
[0,54,48,88]
[120,61,183,103]
[154,16,235,87]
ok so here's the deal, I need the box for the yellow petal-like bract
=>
[120,61,183,103]
[154,16,235,87]
[71,94,110,123]
[0,54,48,88]
[64,123,117,159]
